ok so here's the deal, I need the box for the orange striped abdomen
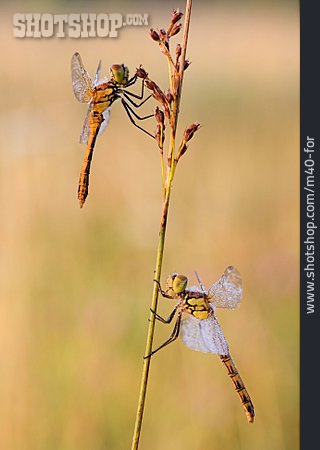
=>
[220,354,255,423]
[78,110,103,208]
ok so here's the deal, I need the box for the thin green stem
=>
[166,55,174,93]
[160,153,165,191]
[159,126,165,190]
[131,2,192,448]
[131,147,175,450]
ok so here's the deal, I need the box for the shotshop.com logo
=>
[13,13,149,38]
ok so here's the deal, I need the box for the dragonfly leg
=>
[123,90,152,107]
[121,99,154,139]
[125,74,138,87]
[122,99,153,120]
[123,78,150,103]
[144,314,182,358]
[153,279,172,299]
[150,306,177,324]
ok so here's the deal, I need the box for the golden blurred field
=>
[0,1,298,449]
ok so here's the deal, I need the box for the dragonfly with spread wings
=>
[71,52,153,207]
[148,266,255,423]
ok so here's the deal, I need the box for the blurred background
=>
[0,0,298,449]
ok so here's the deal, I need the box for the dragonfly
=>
[71,52,153,207]
[147,266,255,423]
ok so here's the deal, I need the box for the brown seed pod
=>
[165,90,174,105]
[159,28,167,41]
[171,9,183,25]
[184,59,191,70]
[136,66,148,79]
[184,122,201,142]
[169,23,182,38]
[155,106,165,125]
[150,28,160,42]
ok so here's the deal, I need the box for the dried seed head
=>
[171,9,183,25]
[136,66,148,79]
[146,81,170,117]
[184,59,191,70]
[159,28,167,41]
[155,123,165,148]
[149,28,160,42]
[145,81,171,118]
[163,104,171,120]
[167,10,183,36]
[145,79,156,92]
[176,44,182,61]
[165,90,173,105]
[179,143,188,157]
[169,23,182,38]
[173,72,180,95]
[154,84,164,99]
[184,122,201,142]
[155,124,161,146]
[154,106,165,125]
[159,41,170,55]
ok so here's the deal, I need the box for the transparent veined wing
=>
[71,52,93,103]
[80,105,91,144]
[80,107,111,145]
[181,313,229,355]
[93,59,102,87]
[208,266,242,309]
[98,108,111,137]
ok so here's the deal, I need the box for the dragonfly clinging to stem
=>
[147,266,255,424]
[71,52,153,208]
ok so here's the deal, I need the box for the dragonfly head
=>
[110,64,130,85]
[166,273,188,295]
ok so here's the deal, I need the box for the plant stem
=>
[131,146,175,450]
[131,2,192,448]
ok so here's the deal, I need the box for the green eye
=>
[172,275,187,293]
[110,64,129,84]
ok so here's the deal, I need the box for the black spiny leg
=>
[153,279,173,299]
[124,78,149,101]
[121,99,154,138]
[150,306,178,324]
[144,314,182,358]
[123,90,152,107]
[125,74,138,87]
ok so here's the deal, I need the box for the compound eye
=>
[110,64,128,84]
[172,275,187,294]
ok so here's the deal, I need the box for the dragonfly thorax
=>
[183,296,211,320]
[110,64,129,85]
[91,84,118,115]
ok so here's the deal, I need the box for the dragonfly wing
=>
[208,266,242,309]
[80,107,111,145]
[181,314,229,355]
[80,105,91,144]
[93,59,102,87]
[97,108,111,138]
[71,52,92,103]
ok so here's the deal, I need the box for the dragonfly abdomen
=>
[220,354,255,423]
[78,111,104,208]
